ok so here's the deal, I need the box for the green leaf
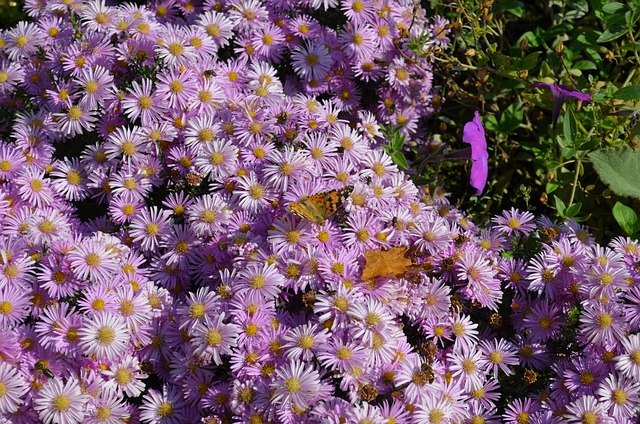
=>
[563,108,577,144]
[589,146,640,199]
[554,195,567,216]
[565,202,582,217]
[612,202,638,235]
[391,151,408,169]
[484,115,499,132]
[569,0,589,13]
[546,181,560,193]
[390,133,405,151]
[540,61,554,79]
[613,85,640,101]
[597,25,628,43]
[499,102,523,134]
[573,60,597,70]
[520,52,542,70]
[602,2,628,14]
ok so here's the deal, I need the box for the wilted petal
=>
[531,82,591,128]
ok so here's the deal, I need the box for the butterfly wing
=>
[288,186,353,225]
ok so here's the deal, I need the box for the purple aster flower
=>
[270,360,323,409]
[33,377,88,424]
[596,373,640,419]
[0,362,28,414]
[462,111,489,195]
[531,82,591,129]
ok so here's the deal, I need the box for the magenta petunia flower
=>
[462,111,488,195]
[531,82,592,129]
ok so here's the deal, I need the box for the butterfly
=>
[287,186,353,225]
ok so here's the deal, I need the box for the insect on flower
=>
[35,360,55,378]
[287,186,353,225]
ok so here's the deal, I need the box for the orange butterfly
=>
[287,186,353,225]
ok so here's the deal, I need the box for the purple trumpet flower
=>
[462,111,488,196]
[531,82,591,129]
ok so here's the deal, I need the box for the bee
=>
[35,360,55,378]
[276,112,288,125]
[203,70,217,77]
[420,363,435,384]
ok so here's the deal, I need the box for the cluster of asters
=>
[0,0,639,424]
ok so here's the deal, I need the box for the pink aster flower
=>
[478,338,519,377]
[121,78,167,125]
[68,239,119,283]
[340,22,377,62]
[271,360,322,409]
[0,362,28,414]
[156,25,198,68]
[615,334,640,380]
[102,356,146,398]
[597,373,640,419]
[196,11,234,51]
[186,194,231,237]
[16,167,56,208]
[503,398,541,424]
[54,102,98,137]
[76,64,114,109]
[5,21,43,60]
[522,299,563,342]
[564,395,611,424]
[155,68,199,110]
[579,300,628,346]
[129,206,173,252]
[492,207,537,237]
[448,343,486,392]
[412,393,453,424]
[282,322,329,362]
[0,284,30,330]
[49,157,88,201]
[33,377,88,424]
[462,111,489,195]
[78,312,130,361]
[195,139,239,181]
[139,386,187,424]
[191,312,239,365]
[0,60,25,95]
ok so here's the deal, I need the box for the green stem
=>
[568,158,581,208]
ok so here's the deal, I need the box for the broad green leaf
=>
[613,85,640,101]
[577,137,600,151]
[602,2,628,14]
[540,61,554,79]
[390,133,405,151]
[565,202,582,217]
[391,151,408,169]
[520,52,542,70]
[546,181,560,193]
[573,60,597,70]
[554,195,567,215]
[597,25,628,43]
[484,115,499,132]
[568,0,588,13]
[589,146,640,199]
[563,108,577,144]
[499,102,523,134]
[612,201,638,235]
